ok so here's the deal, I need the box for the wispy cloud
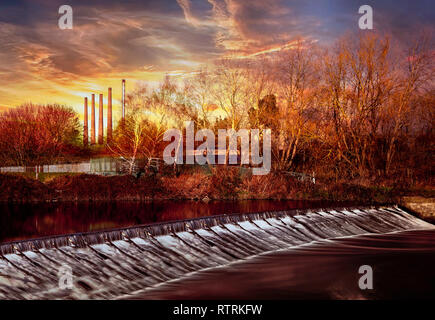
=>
[176,0,201,27]
[0,0,433,111]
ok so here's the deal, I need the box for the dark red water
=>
[127,229,435,300]
[0,200,358,243]
[0,202,433,300]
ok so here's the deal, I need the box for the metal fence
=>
[0,158,159,175]
[42,163,91,173]
[0,166,25,173]
[0,158,315,183]
[0,158,113,175]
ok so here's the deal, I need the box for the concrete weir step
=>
[0,205,433,299]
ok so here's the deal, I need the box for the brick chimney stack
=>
[91,94,96,145]
[122,79,126,119]
[107,88,112,143]
[98,93,104,145]
[83,97,88,146]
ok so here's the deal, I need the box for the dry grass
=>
[0,167,433,203]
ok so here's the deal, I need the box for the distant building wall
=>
[0,166,25,173]
[90,158,117,174]
[42,163,91,173]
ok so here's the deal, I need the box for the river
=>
[0,201,433,299]
[0,200,359,243]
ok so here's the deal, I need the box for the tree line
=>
[112,33,434,181]
[0,33,433,182]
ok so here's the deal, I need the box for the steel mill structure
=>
[83,80,125,146]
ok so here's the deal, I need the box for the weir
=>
[0,206,433,299]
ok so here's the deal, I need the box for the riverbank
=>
[401,196,435,222]
[1,171,433,204]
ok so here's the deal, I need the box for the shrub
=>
[47,174,163,201]
[162,173,211,199]
[210,167,243,199]
[0,174,52,202]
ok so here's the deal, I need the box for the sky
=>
[0,0,434,123]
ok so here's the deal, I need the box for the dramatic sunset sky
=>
[0,0,434,122]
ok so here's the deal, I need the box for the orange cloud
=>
[176,0,201,27]
[1,0,432,122]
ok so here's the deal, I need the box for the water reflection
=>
[0,200,358,243]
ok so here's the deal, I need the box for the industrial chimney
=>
[83,97,88,147]
[122,79,126,119]
[107,88,112,143]
[91,94,96,145]
[98,94,104,145]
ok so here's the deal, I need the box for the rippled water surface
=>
[0,200,358,243]
[130,229,435,300]
[1,205,434,299]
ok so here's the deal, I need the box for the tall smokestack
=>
[122,79,126,119]
[107,88,112,143]
[98,94,104,145]
[91,94,96,145]
[83,97,88,147]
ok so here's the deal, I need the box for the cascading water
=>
[0,205,433,299]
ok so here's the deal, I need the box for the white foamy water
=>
[0,206,433,299]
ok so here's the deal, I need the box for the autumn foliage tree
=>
[319,33,434,179]
[112,33,432,183]
[0,104,80,166]
[110,86,171,174]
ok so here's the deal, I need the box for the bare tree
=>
[212,58,252,130]
[322,34,395,176]
[273,40,321,170]
[384,34,434,174]
[110,81,174,174]
[184,68,214,129]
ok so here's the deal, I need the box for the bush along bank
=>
[0,170,433,203]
